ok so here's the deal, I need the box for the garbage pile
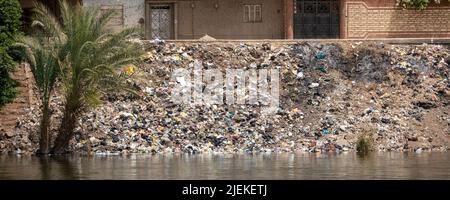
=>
[2,41,449,155]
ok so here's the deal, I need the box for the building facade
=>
[21,0,450,40]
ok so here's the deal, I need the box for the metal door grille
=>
[150,5,172,39]
[294,0,340,39]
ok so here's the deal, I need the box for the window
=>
[243,4,262,23]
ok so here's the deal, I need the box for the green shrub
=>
[0,48,18,108]
[0,68,18,107]
[356,130,374,155]
[0,0,22,108]
[0,0,22,47]
[396,0,450,10]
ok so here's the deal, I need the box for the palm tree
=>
[18,1,66,154]
[23,0,144,154]
[18,40,60,154]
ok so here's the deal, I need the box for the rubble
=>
[199,34,217,42]
[1,41,449,155]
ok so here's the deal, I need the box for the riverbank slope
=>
[1,41,449,154]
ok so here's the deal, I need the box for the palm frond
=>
[28,0,145,113]
[32,1,66,42]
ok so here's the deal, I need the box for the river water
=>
[0,152,449,180]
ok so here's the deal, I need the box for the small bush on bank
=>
[356,129,375,155]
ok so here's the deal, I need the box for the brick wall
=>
[343,0,450,38]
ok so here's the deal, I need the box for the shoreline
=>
[1,149,449,157]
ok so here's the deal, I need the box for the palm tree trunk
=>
[51,108,77,154]
[51,94,79,154]
[37,104,50,154]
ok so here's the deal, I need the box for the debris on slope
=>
[1,41,449,155]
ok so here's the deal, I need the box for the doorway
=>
[146,4,174,39]
[294,0,340,39]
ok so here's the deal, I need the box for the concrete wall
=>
[172,0,285,39]
[83,0,145,29]
[342,0,450,38]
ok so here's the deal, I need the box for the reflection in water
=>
[0,152,449,180]
[39,156,50,180]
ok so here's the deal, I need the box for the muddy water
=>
[0,152,449,180]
